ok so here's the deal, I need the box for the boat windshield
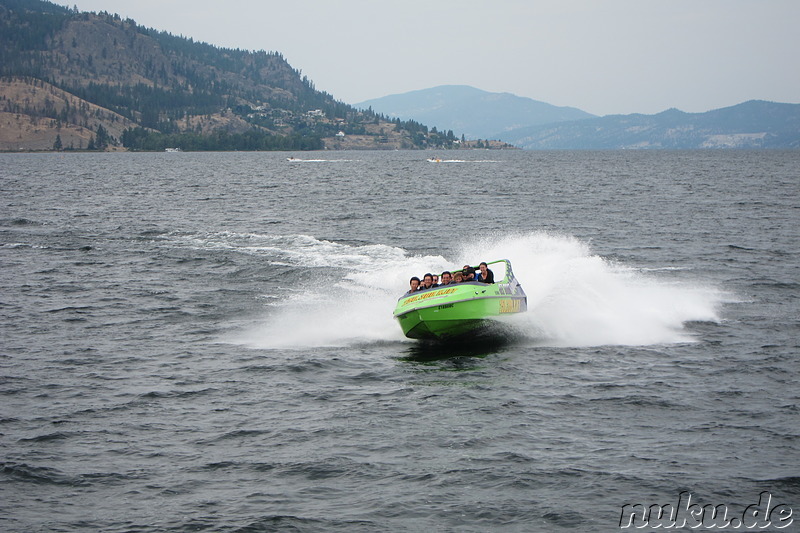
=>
[487,259,510,283]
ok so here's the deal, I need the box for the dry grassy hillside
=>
[0,77,136,150]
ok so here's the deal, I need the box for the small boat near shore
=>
[393,259,527,340]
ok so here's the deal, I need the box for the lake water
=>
[1,150,798,532]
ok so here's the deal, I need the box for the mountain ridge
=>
[499,99,800,149]
[2,0,795,151]
[356,85,595,140]
[1,0,512,151]
[359,85,799,149]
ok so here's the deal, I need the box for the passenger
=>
[476,262,495,283]
[420,273,438,291]
[406,276,421,294]
[433,274,440,285]
[452,271,464,283]
[439,271,453,285]
[462,265,476,281]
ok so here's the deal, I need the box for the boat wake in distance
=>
[426,157,500,163]
[286,157,360,162]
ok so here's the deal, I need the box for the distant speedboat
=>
[426,157,442,163]
[393,259,527,340]
[164,147,182,152]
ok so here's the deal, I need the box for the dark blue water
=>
[1,150,798,532]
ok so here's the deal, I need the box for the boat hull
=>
[394,278,527,340]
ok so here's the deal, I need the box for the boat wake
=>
[427,158,500,163]
[201,232,725,350]
[286,157,360,162]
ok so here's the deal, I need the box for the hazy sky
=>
[57,0,799,116]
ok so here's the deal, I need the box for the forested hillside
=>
[0,0,489,151]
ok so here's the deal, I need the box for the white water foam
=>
[176,232,406,269]
[427,159,500,163]
[286,158,361,162]
[223,232,725,349]
[457,233,723,346]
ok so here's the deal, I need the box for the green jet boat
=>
[393,259,527,340]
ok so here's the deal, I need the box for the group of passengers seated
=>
[405,262,494,294]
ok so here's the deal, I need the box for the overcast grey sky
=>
[58,0,799,116]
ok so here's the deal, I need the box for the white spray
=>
[221,232,723,349]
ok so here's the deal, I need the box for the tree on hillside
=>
[95,124,110,148]
[87,124,110,150]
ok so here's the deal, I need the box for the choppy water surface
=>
[1,150,798,532]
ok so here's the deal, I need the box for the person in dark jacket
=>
[476,262,494,283]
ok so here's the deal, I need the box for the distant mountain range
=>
[502,101,800,149]
[356,85,594,140]
[3,0,796,151]
[358,86,800,149]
